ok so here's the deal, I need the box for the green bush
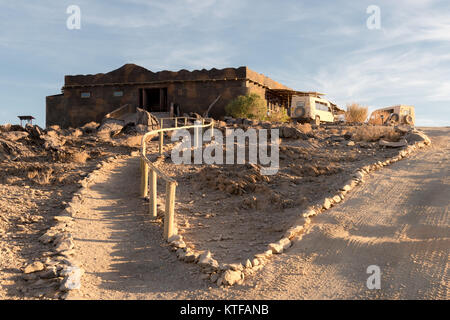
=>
[225,93,267,120]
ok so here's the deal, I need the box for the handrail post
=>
[140,158,148,197]
[164,181,176,240]
[149,169,157,218]
[210,120,214,140]
[175,117,178,128]
[159,131,163,155]
[184,117,187,126]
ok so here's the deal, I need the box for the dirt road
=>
[70,128,449,300]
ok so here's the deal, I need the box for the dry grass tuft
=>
[71,151,90,163]
[27,168,54,185]
[346,103,368,123]
[37,169,54,185]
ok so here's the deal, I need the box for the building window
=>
[113,91,123,97]
[81,92,91,98]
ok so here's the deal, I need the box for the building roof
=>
[18,115,35,120]
[63,64,290,91]
[267,89,325,98]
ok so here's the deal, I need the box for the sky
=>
[0,0,449,127]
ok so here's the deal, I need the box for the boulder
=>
[80,122,99,134]
[60,266,84,291]
[176,248,187,260]
[23,261,45,274]
[210,272,219,283]
[2,131,29,142]
[54,238,74,252]
[136,108,159,129]
[184,252,196,263]
[268,242,283,254]
[330,135,345,142]
[198,256,219,272]
[332,195,342,203]
[280,126,308,139]
[70,128,83,138]
[379,139,408,148]
[10,124,26,132]
[168,234,182,243]
[170,240,186,249]
[97,119,124,136]
[221,269,243,286]
[323,198,332,209]
[405,131,431,145]
[42,131,66,150]
[394,124,413,134]
[228,263,244,271]
[25,124,43,139]
[279,237,291,250]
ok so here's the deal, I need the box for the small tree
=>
[345,103,368,123]
[225,93,267,120]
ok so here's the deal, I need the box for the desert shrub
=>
[368,111,390,125]
[225,93,267,120]
[265,108,290,122]
[38,169,54,185]
[351,126,402,142]
[345,103,368,123]
[71,151,90,163]
[27,167,54,185]
[27,170,38,180]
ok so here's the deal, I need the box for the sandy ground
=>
[155,128,399,265]
[68,127,448,300]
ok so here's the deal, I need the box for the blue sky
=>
[1,0,449,127]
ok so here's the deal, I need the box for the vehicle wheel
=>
[388,113,399,123]
[405,115,413,125]
[293,106,305,118]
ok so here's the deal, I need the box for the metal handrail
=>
[139,116,214,240]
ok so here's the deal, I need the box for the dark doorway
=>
[139,88,167,112]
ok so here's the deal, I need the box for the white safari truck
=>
[369,105,415,126]
[267,89,344,125]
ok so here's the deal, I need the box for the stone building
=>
[46,64,291,128]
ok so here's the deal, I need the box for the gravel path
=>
[70,128,449,299]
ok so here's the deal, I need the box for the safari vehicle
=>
[267,89,344,125]
[369,105,415,126]
[289,95,343,125]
